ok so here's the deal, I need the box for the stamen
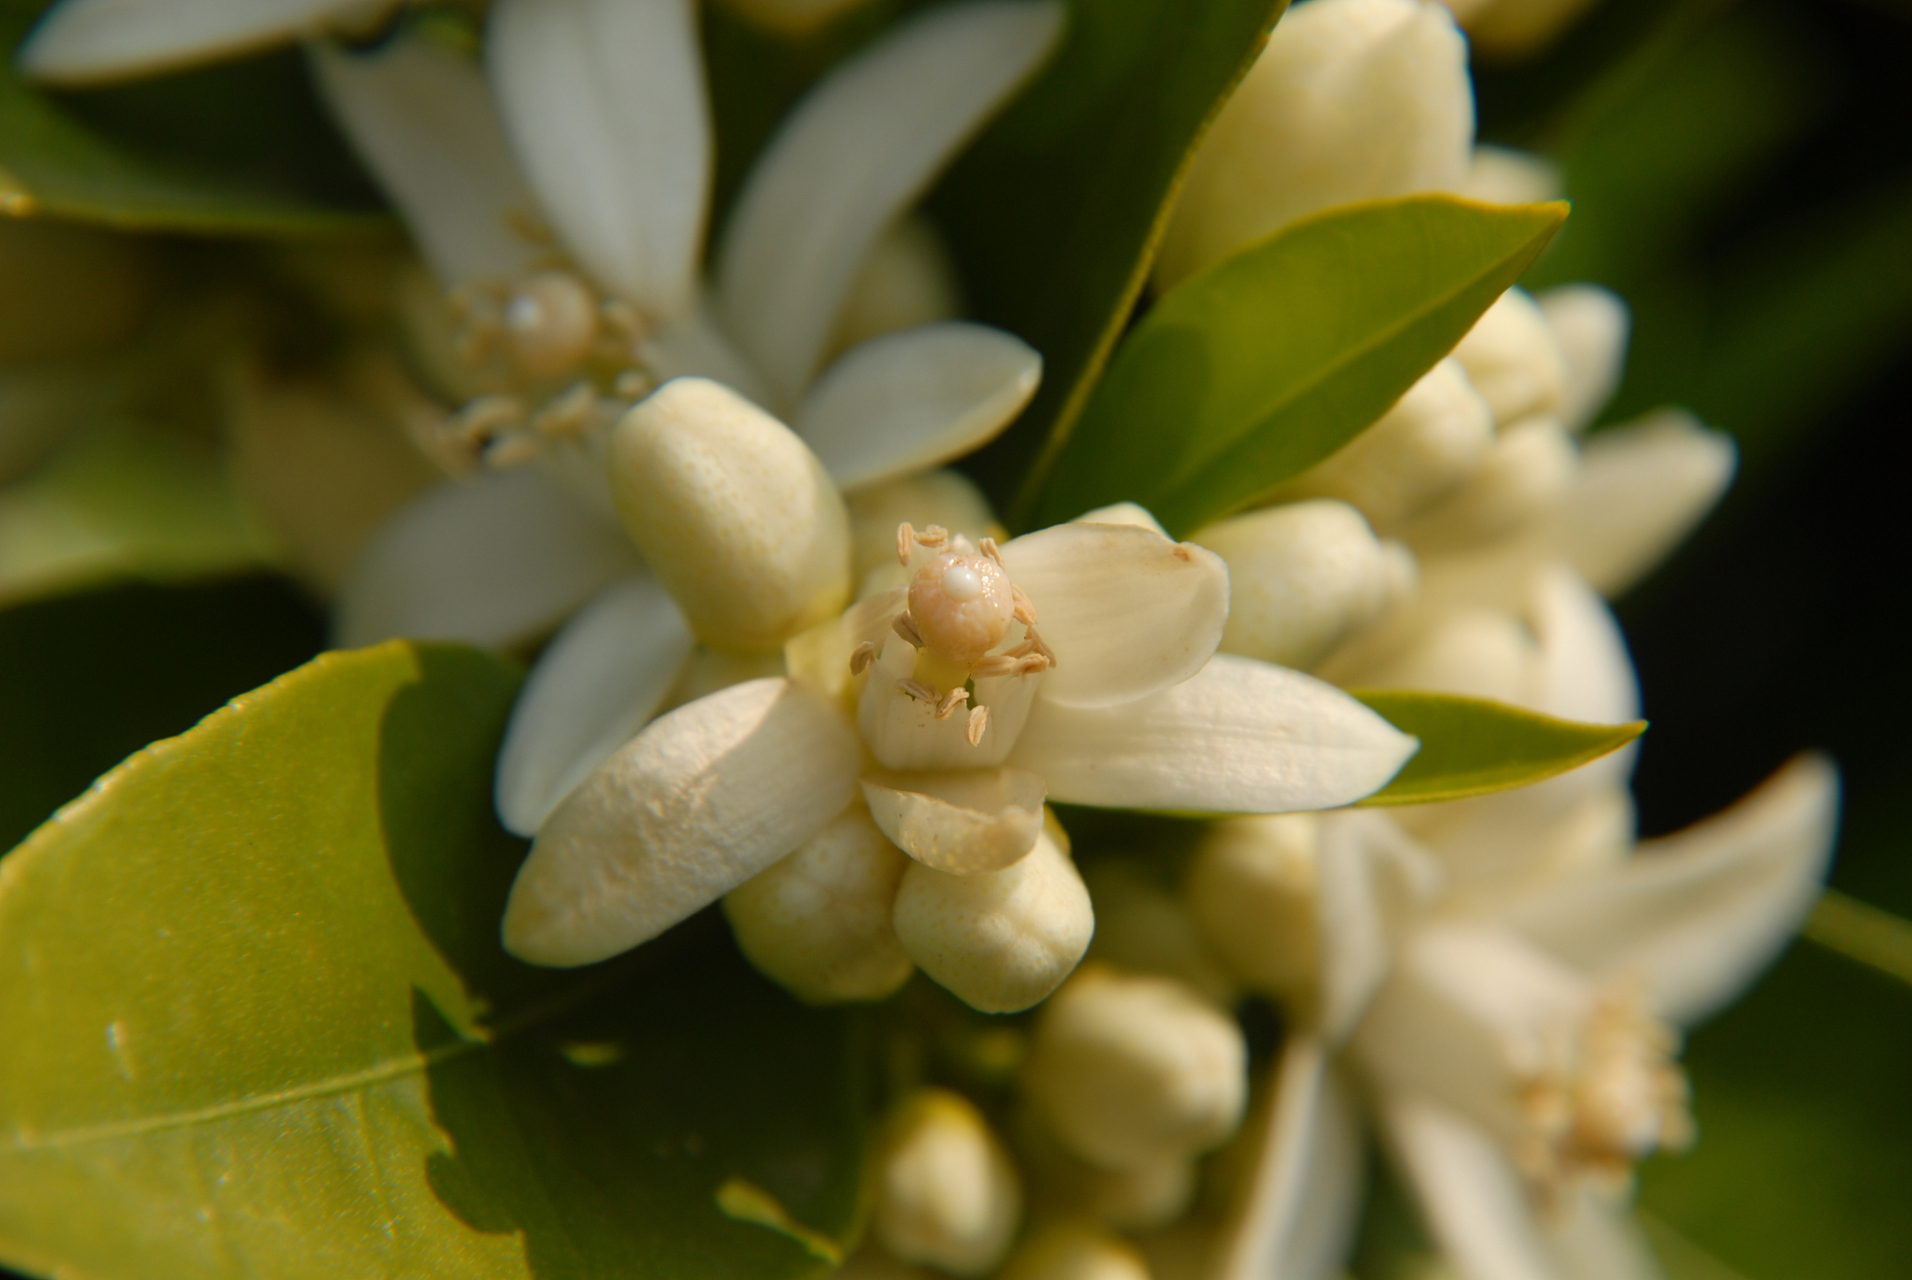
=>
[454,394,527,445]
[914,524,949,549]
[896,522,915,567]
[969,655,1019,679]
[936,688,970,720]
[966,705,989,746]
[897,678,940,704]
[530,381,599,439]
[979,537,1003,565]
[849,642,877,675]
[483,431,543,469]
[893,613,925,648]
[1011,585,1037,626]
[613,369,654,399]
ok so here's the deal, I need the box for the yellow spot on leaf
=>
[715,1177,843,1265]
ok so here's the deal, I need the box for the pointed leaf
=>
[0,641,866,1280]
[1030,196,1569,536]
[1351,688,1644,807]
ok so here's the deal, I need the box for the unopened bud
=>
[829,215,963,358]
[1538,284,1629,432]
[1399,415,1578,552]
[874,1088,1023,1277]
[1082,858,1239,1007]
[1353,606,1541,705]
[1018,1106,1197,1232]
[1451,289,1568,426]
[892,816,1093,1013]
[1456,144,1562,205]
[724,803,914,1003]
[1274,359,1494,530]
[997,1222,1151,1280]
[1024,967,1248,1171]
[1156,0,1472,289]
[611,377,851,652]
[1194,499,1395,671]
[1186,815,1322,1002]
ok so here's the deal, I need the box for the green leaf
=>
[1350,689,1643,807]
[0,642,868,1280]
[0,0,384,234]
[0,574,323,851]
[925,0,1288,523]
[1030,195,1570,535]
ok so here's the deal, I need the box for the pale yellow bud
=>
[997,1222,1152,1280]
[1272,359,1495,531]
[1450,289,1568,426]
[611,377,851,652]
[1538,284,1629,432]
[1400,415,1578,552]
[892,816,1093,1013]
[830,215,964,358]
[875,1088,1023,1277]
[1081,858,1239,1008]
[1186,815,1322,1002]
[1024,967,1247,1171]
[723,803,914,1003]
[1017,1107,1197,1233]
[1156,0,1473,290]
[1194,499,1394,671]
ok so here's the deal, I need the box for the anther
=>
[849,642,878,675]
[980,537,1002,565]
[531,382,599,439]
[893,613,925,648]
[915,524,950,549]
[966,705,989,746]
[454,394,527,445]
[936,688,970,720]
[1011,585,1037,626]
[483,431,543,469]
[897,678,940,704]
[897,522,915,567]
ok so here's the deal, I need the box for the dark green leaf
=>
[0,574,323,851]
[0,641,867,1280]
[926,0,1287,524]
[1031,196,1568,535]
[0,0,384,234]
[1351,688,1643,806]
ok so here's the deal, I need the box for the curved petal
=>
[797,322,1040,491]
[335,468,641,649]
[494,573,696,837]
[308,35,541,288]
[1560,411,1736,598]
[503,677,863,965]
[1315,812,1443,1043]
[1381,1096,1566,1280]
[998,522,1229,709]
[1208,1035,1365,1280]
[1530,563,1639,725]
[1502,754,1840,1026]
[21,0,361,84]
[639,302,775,409]
[1537,284,1628,434]
[488,0,708,317]
[714,0,1064,406]
[860,767,1046,873]
[1010,654,1418,813]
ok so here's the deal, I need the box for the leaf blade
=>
[1350,688,1643,807]
[1031,195,1568,535]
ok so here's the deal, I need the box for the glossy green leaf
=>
[0,0,384,233]
[0,641,867,1280]
[925,0,1287,523]
[1351,689,1643,807]
[0,574,323,851]
[1030,195,1569,535]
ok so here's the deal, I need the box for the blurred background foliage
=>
[1,0,1909,1276]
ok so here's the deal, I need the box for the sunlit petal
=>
[22,0,368,84]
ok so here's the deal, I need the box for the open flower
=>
[496,382,1419,1011]
[324,0,1064,655]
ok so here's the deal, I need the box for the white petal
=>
[1381,1096,1566,1280]
[1010,654,1418,813]
[715,0,1063,406]
[1530,563,1640,724]
[1071,503,1166,534]
[335,468,640,649]
[638,302,777,409]
[502,677,863,965]
[1560,411,1736,597]
[859,631,1041,770]
[861,768,1047,874]
[1315,811,1443,1042]
[308,35,541,288]
[1208,1036,1364,1280]
[998,522,1229,709]
[1538,285,1629,433]
[1458,145,1563,206]
[797,322,1040,491]
[488,0,708,317]
[21,0,363,84]
[828,213,965,357]
[1502,754,1840,1025]
[1451,289,1569,427]
[494,574,696,837]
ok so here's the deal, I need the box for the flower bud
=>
[1450,289,1568,427]
[1353,606,1541,705]
[611,377,852,652]
[1399,416,1578,552]
[723,802,914,1004]
[1024,967,1248,1171]
[1155,0,1473,289]
[874,1088,1023,1277]
[1187,815,1322,1001]
[997,1222,1151,1280]
[1017,1106,1197,1232]
[830,215,964,359]
[1194,499,1395,671]
[847,468,1001,586]
[1272,360,1495,531]
[1456,144,1562,205]
[892,816,1093,1013]
[1538,284,1629,432]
